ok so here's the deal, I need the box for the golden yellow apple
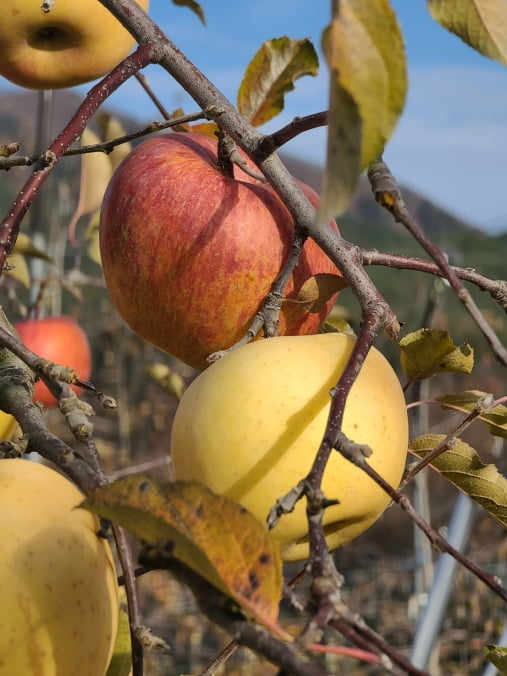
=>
[0,0,150,89]
[0,459,118,675]
[0,410,18,440]
[171,333,408,561]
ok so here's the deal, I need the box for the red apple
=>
[14,316,92,408]
[99,132,341,370]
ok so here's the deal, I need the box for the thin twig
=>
[135,72,172,119]
[0,42,156,271]
[368,159,507,363]
[113,526,144,676]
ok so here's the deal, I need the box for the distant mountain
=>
[1,87,503,286]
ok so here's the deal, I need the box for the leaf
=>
[105,608,131,676]
[171,0,205,25]
[12,233,52,261]
[97,114,133,172]
[484,644,507,674]
[85,210,101,266]
[288,273,347,313]
[319,305,356,336]
[146,363,186,401]
[410,433,507,528]
[4,252,30,288]
[319,0,407,218]
[398,329,474,382]
[237,37,319,127]
[188,121,220,138]
[82,477,285,637]
[79,127,114,216]
[437,390,507,439]
[427,0,507,65]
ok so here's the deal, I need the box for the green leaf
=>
[319,0,407,218]
[484,644,507,674]
[399,329,474,382]
[410,433,507,528]
[437,390,507,439]
[427,0,507,65]
[171,0,205,25]
[237,37,319,127]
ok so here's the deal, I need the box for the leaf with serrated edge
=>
[237,37,318,127]
[437,390,507,439]
[82,477,286,637]
[320,0,407,219]
[428,0,507,65]
[399,328,474,382]
[410,433,507,527]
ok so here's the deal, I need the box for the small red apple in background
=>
[99,132,341,370]
[14,316,92,408]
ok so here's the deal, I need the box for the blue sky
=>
[8,1,507,234]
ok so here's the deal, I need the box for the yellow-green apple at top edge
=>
[0,0,150,89]
[0,459,118,675]
[170,333,408,562]
[99,132,341,370]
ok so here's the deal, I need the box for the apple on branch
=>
[99,132,342,370]
[0,0,150,90]
[171,333,409,562]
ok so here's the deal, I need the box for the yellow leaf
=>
[82,477,285,637]
[97,114,133,172]
[237,37,319,126]
[4,252,30,288]
[12,233,52,261]
[79,127,113,216]
[85,210,101,266]
[320,0,407,218]
[146,363,186,401]
[287,273,346,313]
[399,328,474,382]
[187,121,219,138]
[428,0,507,65]
[105,608,131,676]
[410,433,507,528]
